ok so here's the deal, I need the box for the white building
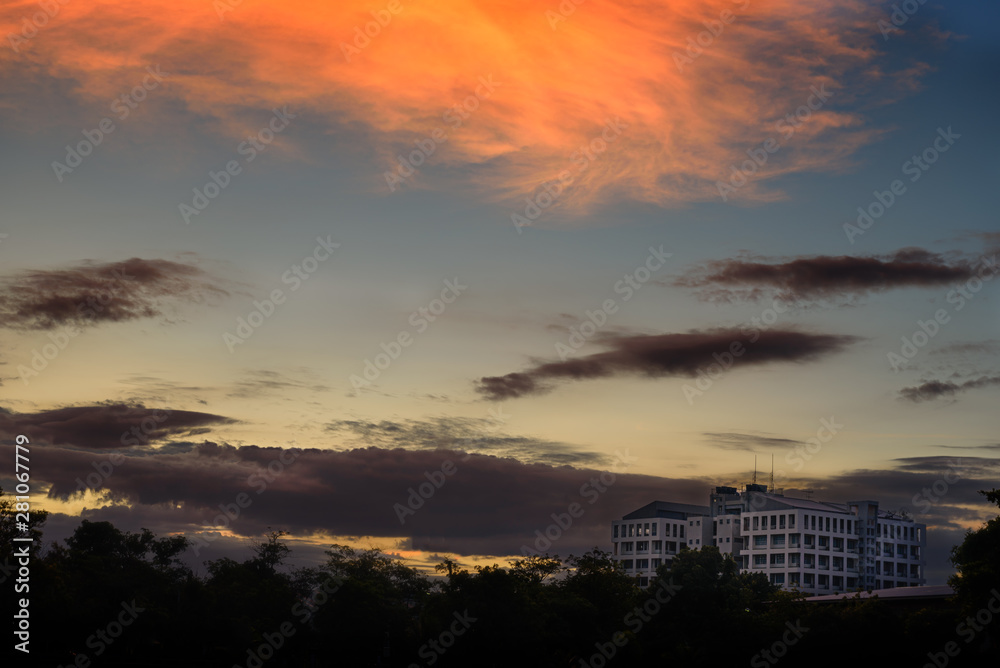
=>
[611,485,927,595]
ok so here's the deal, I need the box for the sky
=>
[0,0,998,584]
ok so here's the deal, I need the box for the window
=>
[652,540,662,553]
[833,557,843,571]
[644,523,650,536]
[623,559,633,569]
[833,576,843,589]
[811,516,816,530]
[779,515,786,529]
[789,533,800,547]
[727,518,731,524]
[726,537,730,543]
[833,538,843,551]
[772,534,786,547]
[680,525,685,538]
[789,554,800,567]
[770,553,785,566]
[672,524,678,538]
[770,515,777,530]
[628,525,634,537]
[753,516,759,530]
[789,515,795,529]
[754,554,767,566]
[825,517,831,532]
[636,541,649,552]
[652,558,661,569]
[819,536,829,549]
[651,524,657,536]
[744,517,750,532]
[819,555,829,569]
[755,535,767,547]
[637,559,649,569]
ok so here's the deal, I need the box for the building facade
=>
[611,485,926,595]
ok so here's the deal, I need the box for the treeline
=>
[2,488,999,667]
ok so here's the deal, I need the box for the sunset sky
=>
[0,0,998,583]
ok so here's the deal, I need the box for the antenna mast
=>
[753,455,757,485]
[770,454,774,492]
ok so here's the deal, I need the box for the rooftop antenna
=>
[752,455,757,485]
[770,454,774,493]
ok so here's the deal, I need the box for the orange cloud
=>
[0,0,927,213]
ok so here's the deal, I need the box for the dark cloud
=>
[18,440,706,558]
[676,248,981,302]
[703,432,804,452]
[327,415,607,467]
[0,403,235,449]
[476,329,859,400]
[17,441,996,584]
[0,257,228,330]
[898,376,1000,403]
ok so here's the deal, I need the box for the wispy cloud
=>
[898,376,1000,403]
[327,415,607,467]
[0,0,933,211]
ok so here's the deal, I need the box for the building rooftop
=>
[622,500,710,521]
